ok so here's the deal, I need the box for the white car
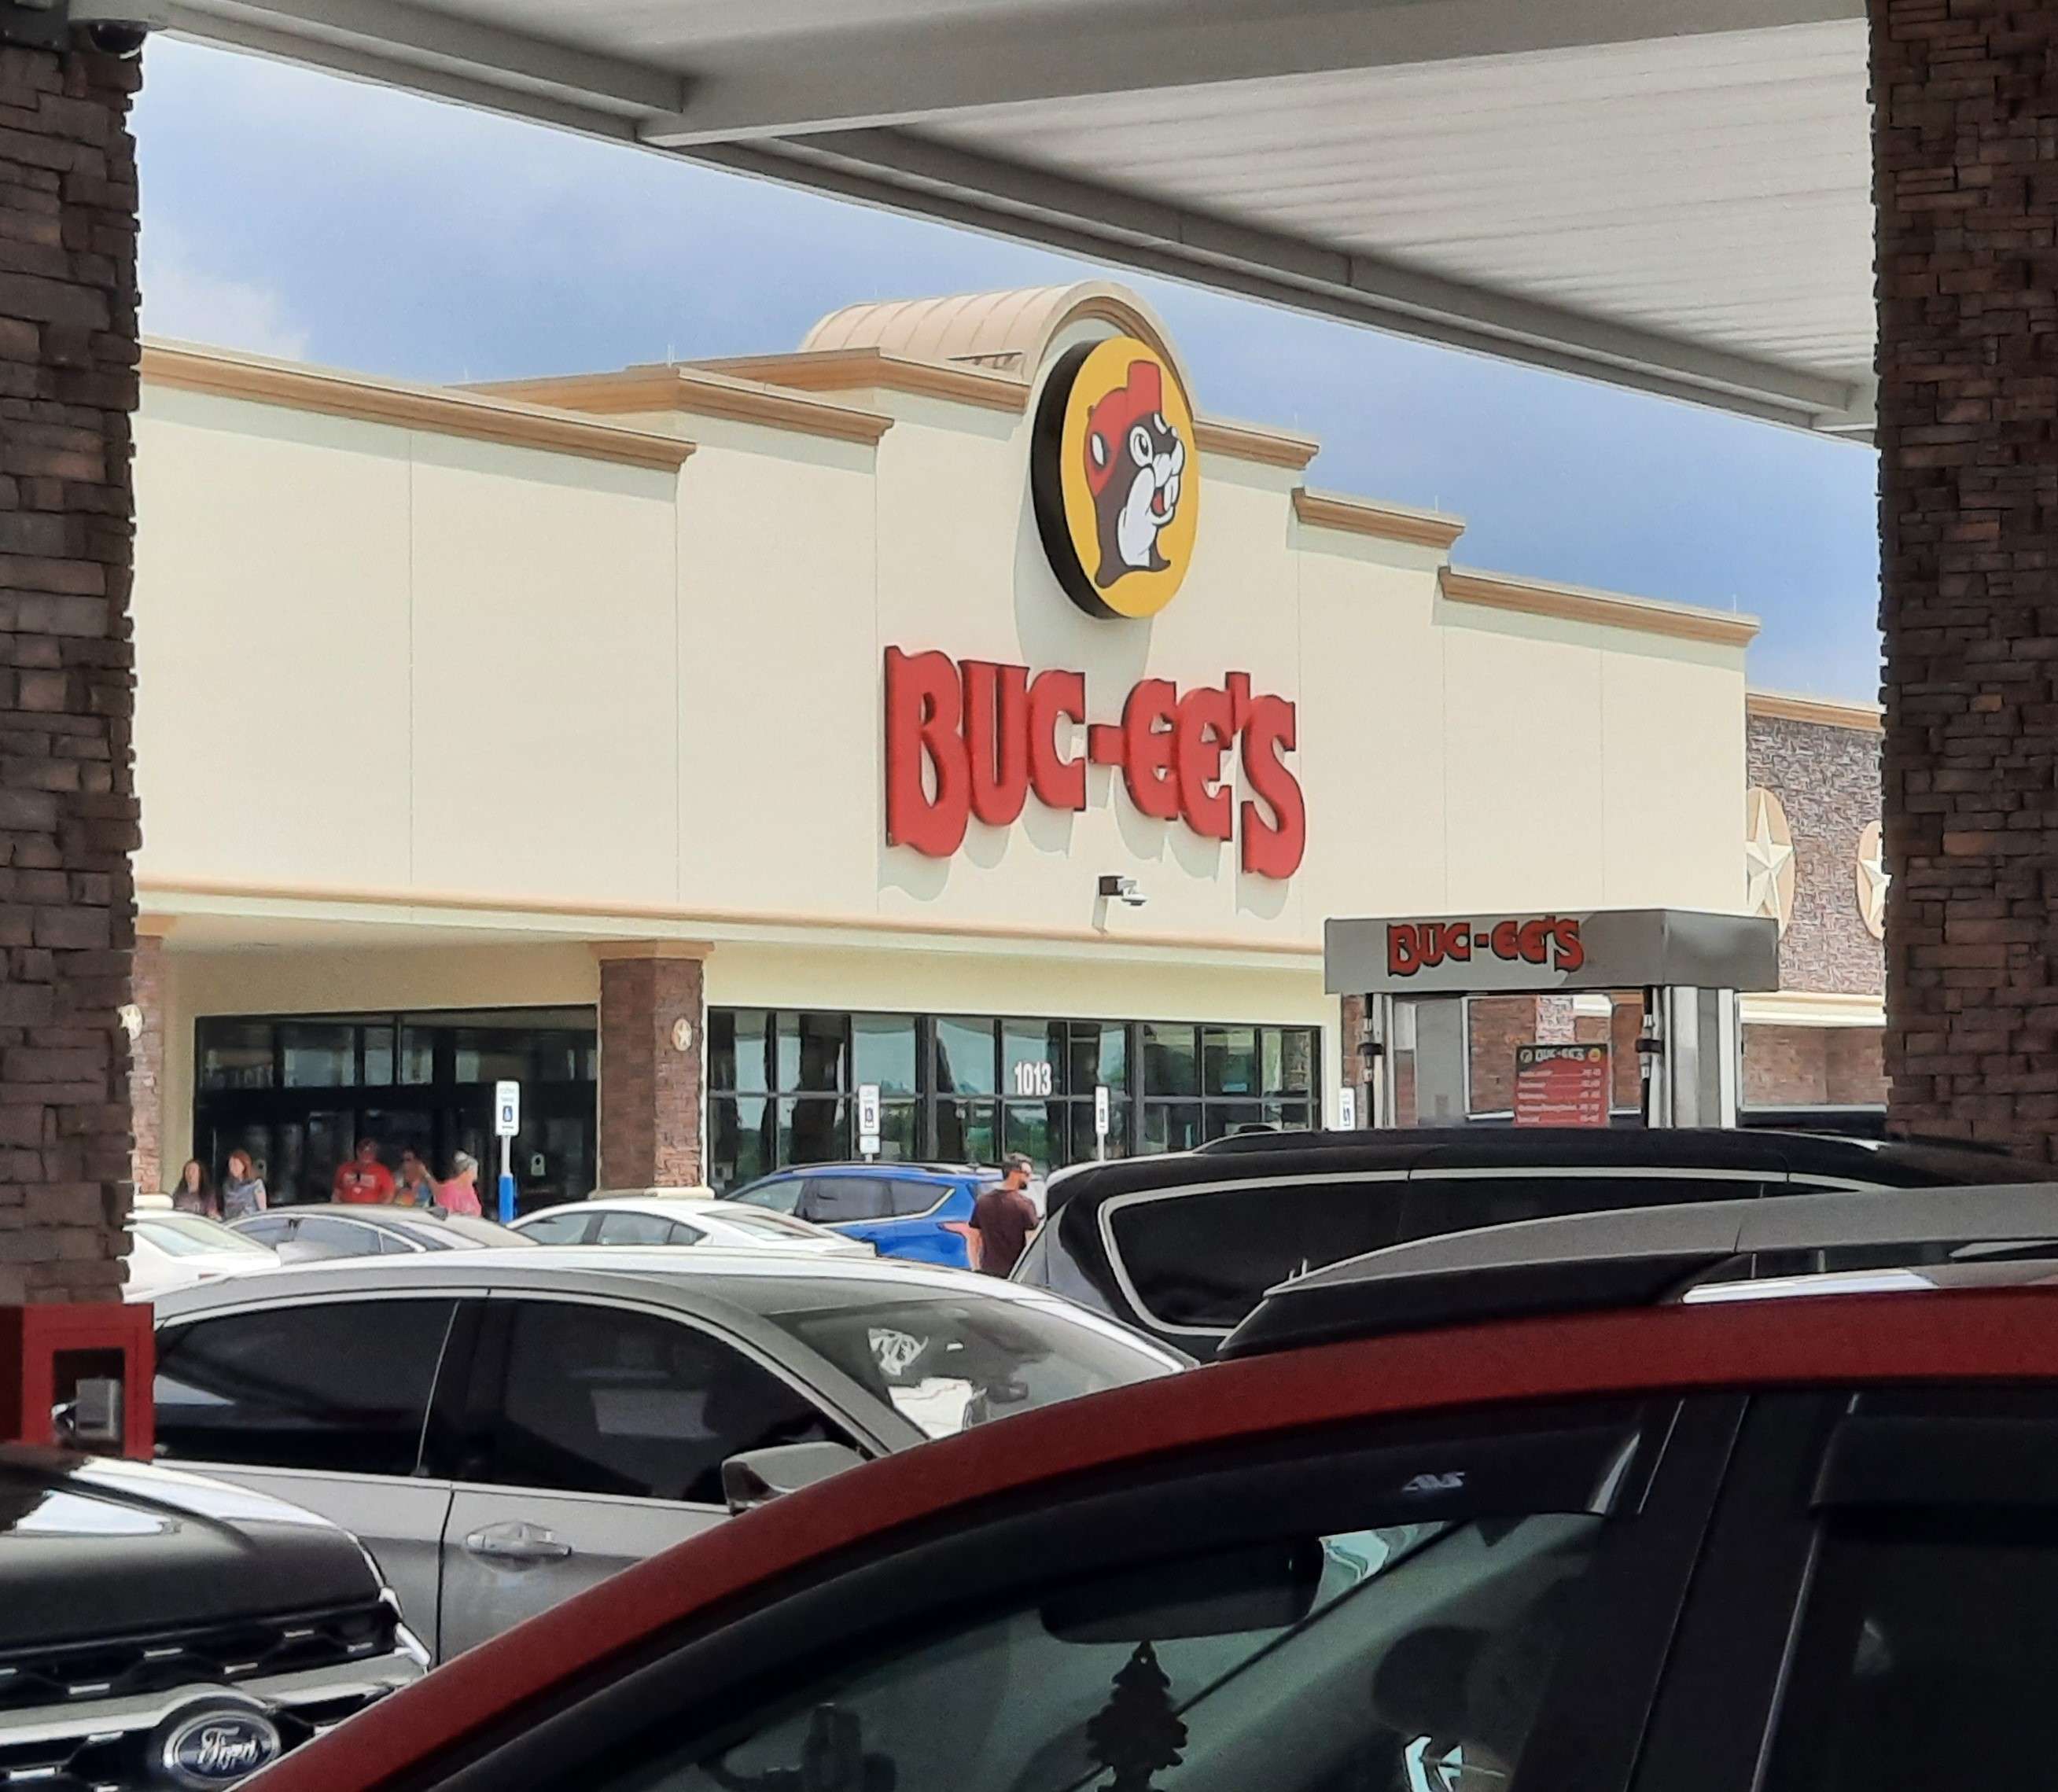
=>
[513,1190,876,1259]
[124,1208,282,1300]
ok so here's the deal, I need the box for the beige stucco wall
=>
[132,366,1747,949]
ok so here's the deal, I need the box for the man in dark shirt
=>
[970,1154,1039,1278]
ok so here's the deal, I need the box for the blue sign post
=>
[493,1080,521,1225]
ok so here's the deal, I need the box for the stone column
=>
[127,924,165,1198]
[595,944,708,1189]
[0,39,142,1300]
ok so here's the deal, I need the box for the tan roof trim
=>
[142,341,695,473]
[1440,566,1760,649]
[1195,418,1320,471]
[1747,689,1883,732]
[466,365,891,446]
[1294,488,1465,550]
[590,940,716,962]
[697,348,1028,414]
[137,874,1323,961]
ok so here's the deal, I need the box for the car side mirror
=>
[720,1441,867,1515]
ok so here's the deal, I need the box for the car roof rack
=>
[1218,1181,2058,1360]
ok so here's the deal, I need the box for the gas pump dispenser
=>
[1325,907,1781,1130]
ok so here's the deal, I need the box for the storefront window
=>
[934,1017,997,1098]
[199,1021,274,1091]
[778,1012,848,1094]
[1143,1023,1199,1096]
[853,1014,918,1097]
[280,1021,355,1088]
[1204,1025,1259,1098]
[363,1025,394,1087]
[936,1098,997,1166]
[709,1010,771,1096]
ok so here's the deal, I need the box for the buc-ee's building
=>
[124,281,1889,1210]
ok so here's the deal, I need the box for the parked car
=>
[250,1235,2058,1792]
[1014,1125,2057,1356]
[727,1161,989,1265]
[514,1191,875,1259]
[0,1444,425,1787]
[149,1248,1185,1661]
[124,1208,280,1301]
[230,1203,532,1263]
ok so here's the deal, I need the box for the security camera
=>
[1096,874,1147,910]
[68,0,168,54]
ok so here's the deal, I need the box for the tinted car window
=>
[486,1301,856,1504]
[595,1212,683,1246]
[801,1177,892,1223]
[1106,1180,1407,1331]
[731,1177,803,1216]
[283,1216,385,1260]
[887,1179,944,1217]
[520,1212,594,1245]
[234,1215,292,1246]
[1399,1175,1769,1243]
[155,1299,455,1474]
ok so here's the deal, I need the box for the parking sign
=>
[857,1083,882,1157]
[494,1080,521,1138]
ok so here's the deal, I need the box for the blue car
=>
[727,1162,989,1267]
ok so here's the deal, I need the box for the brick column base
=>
[0,41,142,1302]
[597,946,707,1189]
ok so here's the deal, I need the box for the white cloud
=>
[139,226,310,361]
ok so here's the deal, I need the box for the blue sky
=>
[134,37,1883,701]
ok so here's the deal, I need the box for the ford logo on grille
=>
[158,1706,282,1788]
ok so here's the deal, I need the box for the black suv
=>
[0,1444,425,1789]
[1012,1126,2057,1356]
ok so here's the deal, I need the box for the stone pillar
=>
[127,925,164,1197]
[1872,3,2058,1150]
[0,39,142,1300]
[1338,994,1368,1127]
[595,944,707,1189]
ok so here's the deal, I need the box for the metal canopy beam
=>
[637,0,1864,146]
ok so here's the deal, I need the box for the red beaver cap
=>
[1084,360,1166,496]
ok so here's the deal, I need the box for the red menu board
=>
[1512,1043,1611,1128]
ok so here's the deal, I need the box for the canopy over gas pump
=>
[1325,908,1782,1130]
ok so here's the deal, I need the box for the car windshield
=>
[731,1179,804,1216]
[131,1215,273,1258]
[768,1294,1187,1439]
[720,1209,827,1239]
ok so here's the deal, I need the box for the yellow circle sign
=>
[1031,335,1200,620]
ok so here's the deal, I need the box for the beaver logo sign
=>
[1032,335,1198,620]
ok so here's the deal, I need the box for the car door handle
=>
[462,1520,572,1563]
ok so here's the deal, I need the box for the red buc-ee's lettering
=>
[883,648,1306,878]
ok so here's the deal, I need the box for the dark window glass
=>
[376,1228,418,1255]
[779,1096,849,1166]
[280,1216,386,1261]
[712,1095,772,1192]
[1203,1101,1265,1141]
[1265,1028,1315,1096]
[397,1025,436,1085]
[1143,1100,1202,1155]
[888,1179,944,1218]
[709,1010,770,1095]
[1204,1025,1259,1096]
[1003,1101,1052,1166]
[876,1101,919,1164]
[778,1013,848,1095]
[1003,1019,1065,1100]
[1109,1180,1408,1330]
[487,1302,852,1503]
[1399,1176,1764,1244]
[363,1025,395,1087]
[1069,1021,1128,1095]
[1069,1098,1128,1164]
[453,1028,529,1084]
[154,1299,454,1474]
[596,1211,684,1246]
[852,1015,919,1098]
[199,1021,274,1091]
[280,1023,355,1088]
[731,1175,802,1216]
[1143,1022,1198,1096]
[521,1212,593,1246]
[575,1507,1606,1792]
[935,1018,997,1098]
[800,1176,892,1223]
[1765,1509,2058,1792]
[668,1221,704,1246]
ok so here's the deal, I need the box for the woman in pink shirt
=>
[435,1151,484,1217]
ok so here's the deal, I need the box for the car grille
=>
[0,1601,398,1717]
[0,1697,392,1791]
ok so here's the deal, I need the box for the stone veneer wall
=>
[0,41,142,1301]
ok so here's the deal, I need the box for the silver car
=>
[148,1249,1186,1661]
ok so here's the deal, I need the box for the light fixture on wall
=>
[1098,874,1147,910]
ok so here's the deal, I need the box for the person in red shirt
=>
[333,1138,396,1205]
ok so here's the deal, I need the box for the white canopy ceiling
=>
[162,0,1876,433]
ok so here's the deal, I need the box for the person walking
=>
[970,1153,1040,1278]
[434,1152,484,1218]
[333,1138,396,1205]
[169,1159,218,1217]
[395,1148,436,1209]
[221,1150,267,1220]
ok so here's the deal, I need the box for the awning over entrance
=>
[160,0,1874,435]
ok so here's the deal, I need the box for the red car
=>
[254,1265,2058,1792]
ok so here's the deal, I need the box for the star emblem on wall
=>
[1855,819,1888,940]
[1744,787,1797,933]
